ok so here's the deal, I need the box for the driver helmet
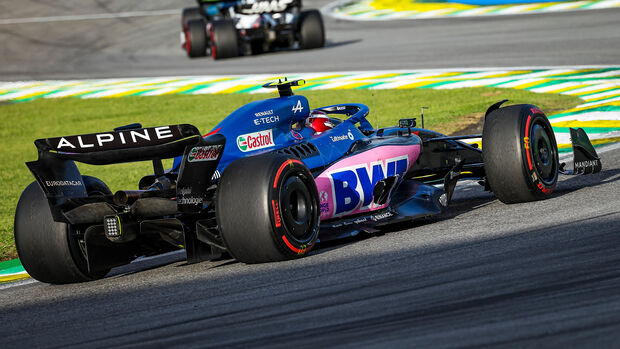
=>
[305,110,334,134]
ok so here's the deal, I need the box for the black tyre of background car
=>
[186,19,208,58]
[181,7,202,29]
[14,176,112,284]
[216,154,320,263]
[298,10,325,49]
[210,20,239,60]
[250,40,266,55]
[483,104,559,204]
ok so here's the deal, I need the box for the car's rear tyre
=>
[298,10,325,49]
[14,176,112,284]
[216,154,320,263]
[210,20,239,60]
[185,19,207,58]
[483,104,559,204]
[181,7,202,29]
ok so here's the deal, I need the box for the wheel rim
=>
[279,174,315,240]
[184,29,191,53]
[210,30,217,59]
[530,122,558,184]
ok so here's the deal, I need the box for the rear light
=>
[103,214,137,243]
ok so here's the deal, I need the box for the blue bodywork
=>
[172,93,374,176]
[168,89,449,241]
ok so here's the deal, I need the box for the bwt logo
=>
[327,155,408,216]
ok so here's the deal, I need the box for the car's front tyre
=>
[483,104,559,203]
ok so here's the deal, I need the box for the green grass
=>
[0,88,582,261]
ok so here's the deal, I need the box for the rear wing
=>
[33,124,201,165]
[26,124,226,221]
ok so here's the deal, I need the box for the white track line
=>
[0,9,179,25]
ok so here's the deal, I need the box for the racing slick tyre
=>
[14,176,112,284]
[483,104,559,204]
[185,19,207,58]
[298,10,325,49]
[181,7,202,29]
[216,154,320,263]
[209,20,239,60]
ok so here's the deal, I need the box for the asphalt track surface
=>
[0,0,619,79]
[1,0,620,348]
[0,148,618,348]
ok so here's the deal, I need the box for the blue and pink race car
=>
[15,79,602,284]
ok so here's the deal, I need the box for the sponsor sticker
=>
[254,110,273,117]
[237,129,275,152]
[254,115,279,126]
[188,145,222,162]
[54,126,175,152]
[330,135,349,142]
[320,202,329,213]
[575,160,599,168]
[328,155,408,216]
[319,191,329,202]
[178,197,202,205]
[240,0,294,14]
[253,110,280,126]
[177,187,202,205]
[292,99,304,114]
[371,211,393,221]
[329,130,354,142]
[45,180,82,187]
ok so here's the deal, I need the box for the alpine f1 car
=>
[15,79,602,284]
[181,0,325,59]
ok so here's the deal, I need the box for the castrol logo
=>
[237,129,275,152]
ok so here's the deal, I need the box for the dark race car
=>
[15,79,602,284]
[181,0,325,59]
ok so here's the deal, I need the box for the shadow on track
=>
[2,205,619,348]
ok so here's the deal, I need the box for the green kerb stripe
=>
[552,126,620,134]
[0,259,25,274]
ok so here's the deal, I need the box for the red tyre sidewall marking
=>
[524,111,554,196]
[271,159,313,255]
[281,235,312,255]
[271,199,282,228]
[185,29,191,53]
[273,159,303,189]
[210,27,216,59]
[524,114,533,171]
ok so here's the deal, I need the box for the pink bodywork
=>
[315,144,421,220]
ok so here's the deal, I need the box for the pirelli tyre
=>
[298,10,325,49]
[181,7,202,29]
[14,176,112,284]
[216,154,320,263]
[209,20,239,60]
[185,19,207,58]
[483,104,559,204]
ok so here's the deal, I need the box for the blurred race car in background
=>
[181,0,325,59]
